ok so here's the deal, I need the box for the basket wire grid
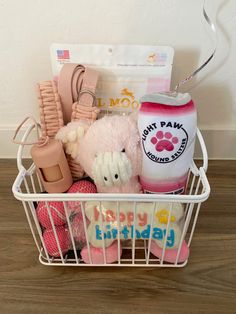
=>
[12,123,210,267]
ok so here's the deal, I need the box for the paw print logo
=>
[151,131,178,152]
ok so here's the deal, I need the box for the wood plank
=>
[0,159,235,314]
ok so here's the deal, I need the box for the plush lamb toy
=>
[77,114,142,193]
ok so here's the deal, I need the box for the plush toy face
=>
[77,115,141,188]
[92,151,132,187]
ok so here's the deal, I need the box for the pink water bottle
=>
[138,92,197,194]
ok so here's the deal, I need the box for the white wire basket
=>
[12,123,210,267]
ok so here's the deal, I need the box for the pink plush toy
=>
[62,115,141,263]
[77,115,142,193]
[81,241,122,264]
[150,241,189,264]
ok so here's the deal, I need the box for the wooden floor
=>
[0,160,235,314]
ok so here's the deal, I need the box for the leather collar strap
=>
[58,63,99,124]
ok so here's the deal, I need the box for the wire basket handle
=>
[196,128,208,172]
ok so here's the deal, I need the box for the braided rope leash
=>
[37,81,64,138]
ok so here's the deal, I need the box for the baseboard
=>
[1,126,236,159]
[0,126,36,159]
[194,129,236,159]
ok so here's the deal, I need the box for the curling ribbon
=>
[174,0,217,92]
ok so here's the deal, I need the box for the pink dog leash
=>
[58,64,99,124]
[37,81,64,139]
[36,64,99,180]
[56,64,99,180]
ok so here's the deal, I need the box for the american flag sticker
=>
[56,50,70,60]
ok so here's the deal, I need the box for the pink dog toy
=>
[37,201,66,229]
[71,115,142,263]
[67,180,97,213]
[150,240,189,263]
[43,226,70,257]
[77,115,142,193]
[81,241,122,264]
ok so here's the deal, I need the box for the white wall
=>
[0,0,235,158]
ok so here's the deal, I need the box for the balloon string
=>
[174,0,217,92]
